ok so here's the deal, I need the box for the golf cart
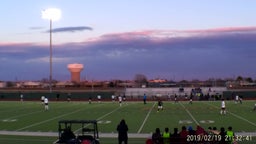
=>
[54,120,100,144]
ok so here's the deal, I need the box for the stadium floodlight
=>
[42,8,61,93]
[42,8,61,21]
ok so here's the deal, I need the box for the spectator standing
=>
[170,128,180,144]
[188,126,196,135]
[207,127,215,144]
[219,127,227,144]
[179,126,188,144]
[196,125,207,143]
[162,127,170,144]
[117,119,128,144]
[152,128,162,144]
[188,126,196,144]
[226,126,235,144]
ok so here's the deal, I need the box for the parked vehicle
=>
[54,120,100,144]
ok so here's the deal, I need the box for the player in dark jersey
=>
[157,99,163,112]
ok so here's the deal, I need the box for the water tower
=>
[67,63,84,83]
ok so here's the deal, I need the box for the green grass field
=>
[0,100,256,143]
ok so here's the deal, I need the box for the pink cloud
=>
[96,26,256,41]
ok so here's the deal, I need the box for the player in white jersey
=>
[44,97,49,111]
[118,95,122,106]
[235,95,239,104]
[41,96,45,105]
[220,99,226,115]
[20,94,24,102]
[112,95,116,103]
[97,95,101,103]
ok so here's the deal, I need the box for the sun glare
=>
[42,8,61,21]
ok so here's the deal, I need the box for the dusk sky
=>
[0,0,256,81]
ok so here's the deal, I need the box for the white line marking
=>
[74,103,131,133]
[2,101,80,121]
[206,102,256,127]
[137,102,156,133]
[96,106,123,121]
[73,107,120,133]
[228,112,256,127]
[179,102,200,125]
[16,108,85,131]
[4,110,42,120]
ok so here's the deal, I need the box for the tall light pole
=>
[42,8,61,93]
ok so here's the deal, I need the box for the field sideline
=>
[0,100,256,143]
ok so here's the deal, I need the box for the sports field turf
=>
[0,100,256,143]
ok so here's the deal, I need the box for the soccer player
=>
[88,96,92,104]
[123,95,126,104]
[239,96,243,104]
[235,94,243,104]
[143,93,147,104]
[56,93,60,101]
[174,94,178,103]
[44,97,49,111]
[157,99,163,112]
[41,95,45,105]
[220,99,226,115]
[112,94,115,103]
[118,95,122,106]
[235,95,239,104]
[253,103,256,111]
[20,94,24,102]
[67,93,71,102]
[97,95,101,103]
[189,94,193,104]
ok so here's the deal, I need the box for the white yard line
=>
[206,102,256,127]
[3,102,81,121]
[3,110,42,120]
[137,102,156,133]
[96,106,123,121]
[179,102,200,125]
[16,108,85,131]
[229,112,256,127]
[73,105,125,133]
